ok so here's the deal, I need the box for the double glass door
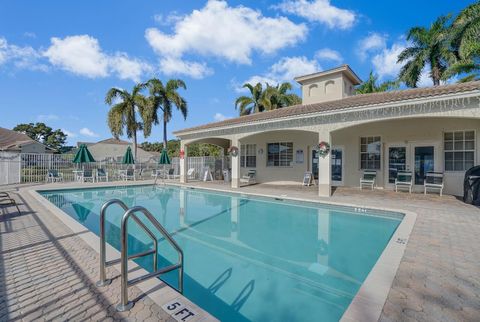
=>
[387,143,436,186]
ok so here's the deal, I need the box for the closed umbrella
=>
[158,149,171,180]
[73,144,95,177]
[122,146,135,165]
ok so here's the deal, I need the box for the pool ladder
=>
[96,199,184,311]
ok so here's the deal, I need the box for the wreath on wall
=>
[317,141,331,158]
[228,146,239,157]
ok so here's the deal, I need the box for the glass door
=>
[331,148,343,185]
[414,146,434,185]
[388,146,407,183]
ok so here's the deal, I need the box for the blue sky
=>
[0,0,473,145]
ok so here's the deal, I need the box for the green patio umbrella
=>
[73,144,95,169]
[158,149,171,180]
[122,146,135,165]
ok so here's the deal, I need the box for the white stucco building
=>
[174,65,480,197]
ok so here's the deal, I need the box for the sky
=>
[0,0,473,146]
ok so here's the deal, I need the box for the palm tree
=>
[356,71,399,94]
[264,82,301,108]
[397,15,455,87]
[105,83,148,160]
[235,83,269,116]
[145,78,187,150]
[234,82,300,116]
[447,2,480,82]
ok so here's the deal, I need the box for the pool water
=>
[40,185,402,322]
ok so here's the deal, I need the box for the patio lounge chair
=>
[187,168,196,180]
[0,192,21,215]
[46,169,63,183]
[167,168,180,179]
[424,172,444,196]
[96,168,108,182]
[121,169,135,181]
[360,170,376,190]
[240,170,256,185]
[395,171,413,193]
[82,169,95,183]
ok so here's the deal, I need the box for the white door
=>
[410,141,440,188]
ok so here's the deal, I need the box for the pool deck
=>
[1,180,480,321]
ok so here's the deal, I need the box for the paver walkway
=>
[1,181,480,321]
[0,189,174,322]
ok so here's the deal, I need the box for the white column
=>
[180,142,188,183]
[318,131,332,197]
[231,138,240,188]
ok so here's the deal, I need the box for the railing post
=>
[117,210,133,312]
[96,201,112,287]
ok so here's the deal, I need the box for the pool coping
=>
[26,180,417,322]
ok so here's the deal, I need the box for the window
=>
[444,131,475,171]
[267,142,293,167]
[360,136,381,169]
[240,144,256,168]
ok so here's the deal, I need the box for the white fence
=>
[0,152,228,185]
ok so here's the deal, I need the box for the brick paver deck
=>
[1,182,480,321]
[0,189,174,322]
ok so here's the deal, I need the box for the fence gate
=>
[0,152,21,185]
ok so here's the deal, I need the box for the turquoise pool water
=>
[40,184,402,322]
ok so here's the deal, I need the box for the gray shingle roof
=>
[174,81,480,135]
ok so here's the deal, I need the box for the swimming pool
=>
[40,184,402,322]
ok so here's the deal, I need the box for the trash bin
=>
[463,165,480,205]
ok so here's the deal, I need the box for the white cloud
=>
[0,37,47,71]
[371,42,405,79]
[23,32,36,39]
[315,48,342,63]
[62,129,77,138]
[37,114,59,122]
[275,0,356,29]
[145,0,307,79]
[43,35,152,81]
[238,56,320,92]
[79,127,99,137]
[213,113,231,121]
[358,33,387,61]
[159,57,213,79]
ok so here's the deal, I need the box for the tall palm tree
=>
[356,71,399,94]
[447,1,480,82]
[145,78,187,150]
[397,15,455,87]
[105,83,148,160]
[235,82,300,116]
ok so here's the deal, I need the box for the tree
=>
[447,1,480,82]
[140,140,222,157]
[355,71,399,94]
[234,82,300,116]
[397,15,455,87]
[145,78,188,150]
[105,83,149,160]
[13,122,67,150]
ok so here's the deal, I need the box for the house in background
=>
[77,138,158,162]
[0,127,55,153]
[174,65,480,197]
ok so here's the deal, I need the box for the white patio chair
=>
[240,170,256,185]
[96,168,108,182]
[82,169,95,183]
[121,168,135,181]
[187,168,196,180]
[167,168,180,180]
[46,169,63,183]
[424,172,444,196]
[395,171,413,193]
[360,170,376,190]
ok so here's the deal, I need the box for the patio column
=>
[180,142,188,183]
[317,131,332,197]
[231,138,240,188]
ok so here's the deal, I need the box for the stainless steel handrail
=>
[117,205,184,312]
[96,199,158,287]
